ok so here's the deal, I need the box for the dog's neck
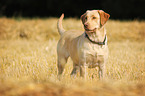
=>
[85,27,106,45]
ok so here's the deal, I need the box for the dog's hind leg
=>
[57,56,68,74]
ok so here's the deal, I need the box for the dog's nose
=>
[84,23,88,28]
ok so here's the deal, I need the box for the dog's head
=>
[81,10,110,33]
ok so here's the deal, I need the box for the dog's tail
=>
[57,14,65,36]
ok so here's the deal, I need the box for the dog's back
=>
[57,29,83,63]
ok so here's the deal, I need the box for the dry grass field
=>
[0,17,145,96]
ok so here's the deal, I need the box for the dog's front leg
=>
[80,63,88,79]
[98,63,105,80]
[97,55,105,80]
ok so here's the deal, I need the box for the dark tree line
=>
[0,0,145,19]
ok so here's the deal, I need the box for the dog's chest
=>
[80,44,107,68]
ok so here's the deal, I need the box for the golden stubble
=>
[0,17,145,96]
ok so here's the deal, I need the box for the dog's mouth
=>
[85,28,97,32]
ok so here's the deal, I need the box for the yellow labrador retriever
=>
[57,10,110,79]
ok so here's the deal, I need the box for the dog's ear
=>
[80,13,86,24]
[98,10,110,27]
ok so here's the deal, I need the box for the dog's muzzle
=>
[85,28,97,33]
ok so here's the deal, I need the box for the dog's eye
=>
[92,17,96,19]
[85,17,87,21]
